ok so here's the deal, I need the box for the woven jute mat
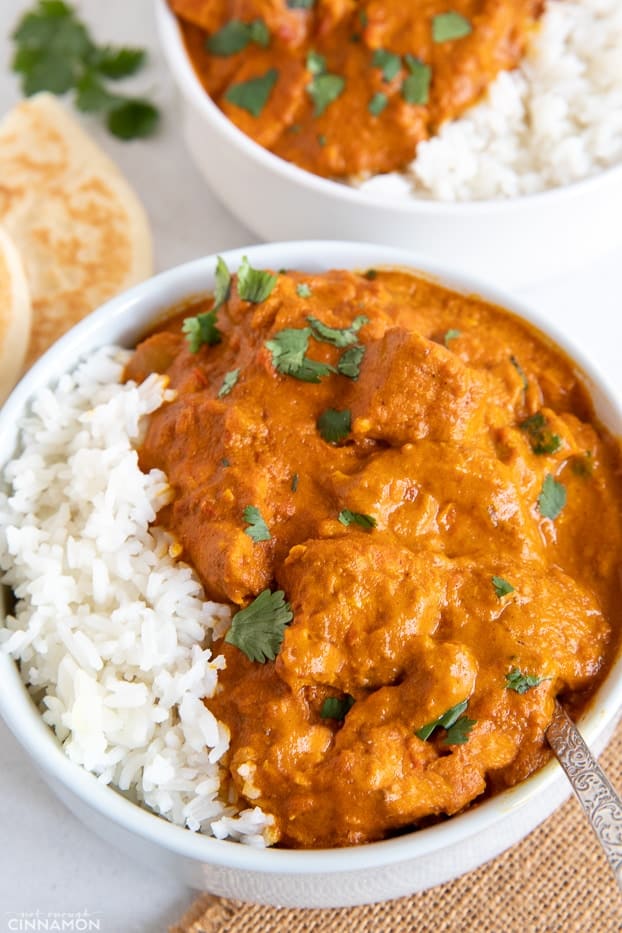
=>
[171,717,622,933]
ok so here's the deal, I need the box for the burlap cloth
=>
[171,717,622,933]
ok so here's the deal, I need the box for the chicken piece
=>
[351,329,489,446]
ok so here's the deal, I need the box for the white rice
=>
[0,346,274,846]
[357,0,622,201]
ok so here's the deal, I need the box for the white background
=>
[1,0,621,929]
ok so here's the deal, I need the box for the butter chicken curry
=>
[127,261,622,848]
[169,0,545,178]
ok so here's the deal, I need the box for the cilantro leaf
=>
[243,505,271,542]
[416,700,468,741]
[444,329,461,346]
[225,589,293,662]
[444,716,477,745]
[75,71,120,112]
[369,92,388,116]
[338,509,376,530]
[218,368,240,398]
[505,667,545,694]
[306,50,326,75]
[92,46,145,79]
[107,100,159,140]
[225,68,278,116]
[206,18,269,56]
[292,358,336,383]
[287,0,314,7]
[492,576,514,598]
[337,344,365,379]
[307,73,345,116]
[538,474,567,520]
[182,309,222,352]
[402,55,431,105]
[520,412,562,455]
[291,472,299,492]
[213,256,232,310]
[432,11,472,43]
[265,328,336,382]
[364,269,377,280]
[296,283,312,298]
[372,49,401,82]
[237,256,278,303]
[308,314,368,348]
[317,408,351,444]
[321,695,355,720]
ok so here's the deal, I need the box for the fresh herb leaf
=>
[296,283,312,298]
[221,457,231,467]
[308,314,368,348]
[206,18,269,56]
[505,667,545,694]
[416,700,468,741]
[432,11,473,42]
[225,68,278,117]
[287,0,314,7]
[492,576,515,598]
[369,92,388,116]
[213,256,232,310]
[337,344,366,379]
[237,256,278,303]
[317,408,351,444]
[402,55,431,105]
[293,358,336,382]
[291,472,299,492]
[75,70,120,112]
[444,329,461,346]
[510,355,528,391]
[520,412,562,455]
[307,73,345,117]
[218,368,240,398]
[265,328,336,382]
[338,509,376,530]
[444,716,477,745]
[538,474,567,520]
[372,48,401,82]
[107,100,159,140]
[225,589,293,663]
[243,505,271,542]
[182,309,222,352]
[572,452,593,477]
[92,46,145,79]
[364,269,377,280]
[306,50,326,75]
[359,10,369,26]
[321,695,355,720]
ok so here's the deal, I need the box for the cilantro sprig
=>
[317,408,351,444]
[225,589,293,663]
[308,314,368,348]
[338,509,376,530]
[218,369,240,398]
[243,505,271,542]
[505,668,545,694]
[305,50,345,116]
[492,576,514,598]
[225,68,278,117]
[538,474,567,520]
[432,11,473,43]
[416,699,476,745]
[237,256,278,303]
[321,695,355,720]
[206,18,269,56]
[265,327,336,383]
[182,309,222,352]
[11,0,159,140]
[520,412,562,456]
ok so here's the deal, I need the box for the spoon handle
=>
[546,702,622,893]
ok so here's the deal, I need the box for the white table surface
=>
[1,1,621,929]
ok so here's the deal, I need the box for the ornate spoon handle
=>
[546,702,622,893]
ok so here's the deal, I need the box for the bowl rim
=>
[154,0,622,216]
[1,239,622,875]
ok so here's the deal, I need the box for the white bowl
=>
[1,241,621,908]
[155,0,622,290]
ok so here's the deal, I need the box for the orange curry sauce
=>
[170,0,544,178]
[127,266,622,848]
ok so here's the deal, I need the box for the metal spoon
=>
[546,702,622,892]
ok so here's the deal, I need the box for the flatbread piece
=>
[0,226,31,402]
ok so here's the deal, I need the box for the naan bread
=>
[0,226,31,402]
[0,93,153,365]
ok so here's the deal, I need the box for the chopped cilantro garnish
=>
[296,283,312,298]
[237,256,278,303]
[364,269,377,280]
[182,309,222,352]
[432,11,472,42]
[11,1,158,139]
[416,699,468,741]
[372,48,401,82]
[538,474,567,520]
[510,355,528,391]
[225,68,278,117]
[307,72,345,116]
[306,49,326,75]
[213,256,232,310]
[505,668,544,694]
[443,329,461,346]
[291,472,299,492]
[444,716,476,745]
[402,55,431,105]
[492,576,514,598]
[287,0,314,7]
[317,133,327,146]
[243,505,271,542]
[317,408,351,444]
[337,344,365,379]
[338,509,376,530]
[265,328,336,383]
[206,18,269,56]
[308,314,368,347]
[321,695,355,720]
[520,412,562,455]
[218,368,240,398]
[221,457,231,467]
[225,589,293,663]
[368,91,388,116]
